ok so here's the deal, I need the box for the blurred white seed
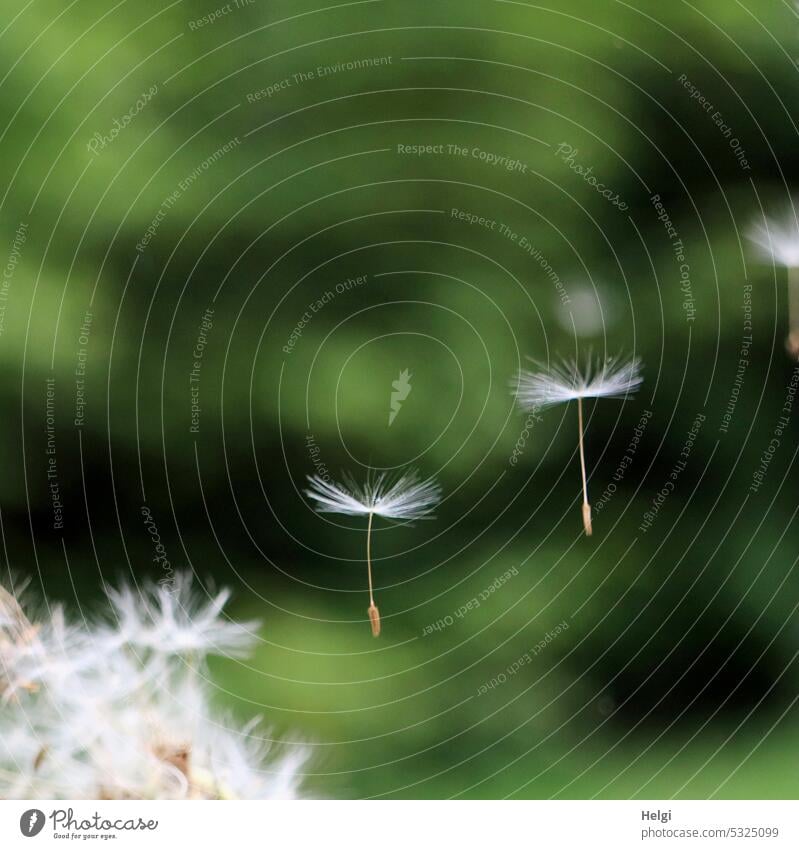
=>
[748,210,799,359]
[555,281,617,337]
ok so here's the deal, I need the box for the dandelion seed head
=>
[101,575,259,659]
[0,575,306,800]
[513,355,643,411]
[305,469,442,520]
[0,593,87,700]
[201,719,309,800]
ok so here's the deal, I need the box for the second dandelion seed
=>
[513,355,643,536]
[305,469,442,636]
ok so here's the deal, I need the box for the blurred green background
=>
[2,0,799,798]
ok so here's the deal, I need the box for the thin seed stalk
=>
[366,511,380,636]
[577,397,592,536]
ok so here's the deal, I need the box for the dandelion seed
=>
[305,469,442,636]
[513,355,643,536]
[748,210,799,358]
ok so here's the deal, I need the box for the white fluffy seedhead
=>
[305,469,442,520]
[514,355,643,411]
[101,575,259,659]
[0,585,86,702]
[748,210,799,267]
[0,575,307,800]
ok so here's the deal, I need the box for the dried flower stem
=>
[577,397,592,536]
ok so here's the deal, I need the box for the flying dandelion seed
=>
[748,209,799,359]
[513,355,643,536]
[305,469,442,636]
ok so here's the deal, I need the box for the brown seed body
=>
[368,602,381,637]
[582,502,593,536]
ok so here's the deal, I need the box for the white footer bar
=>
[1,800,795,848]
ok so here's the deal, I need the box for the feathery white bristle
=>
[305,469,442,520]
[514,355,643,410]
[748,211,799,267]
[101,575,259,658]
